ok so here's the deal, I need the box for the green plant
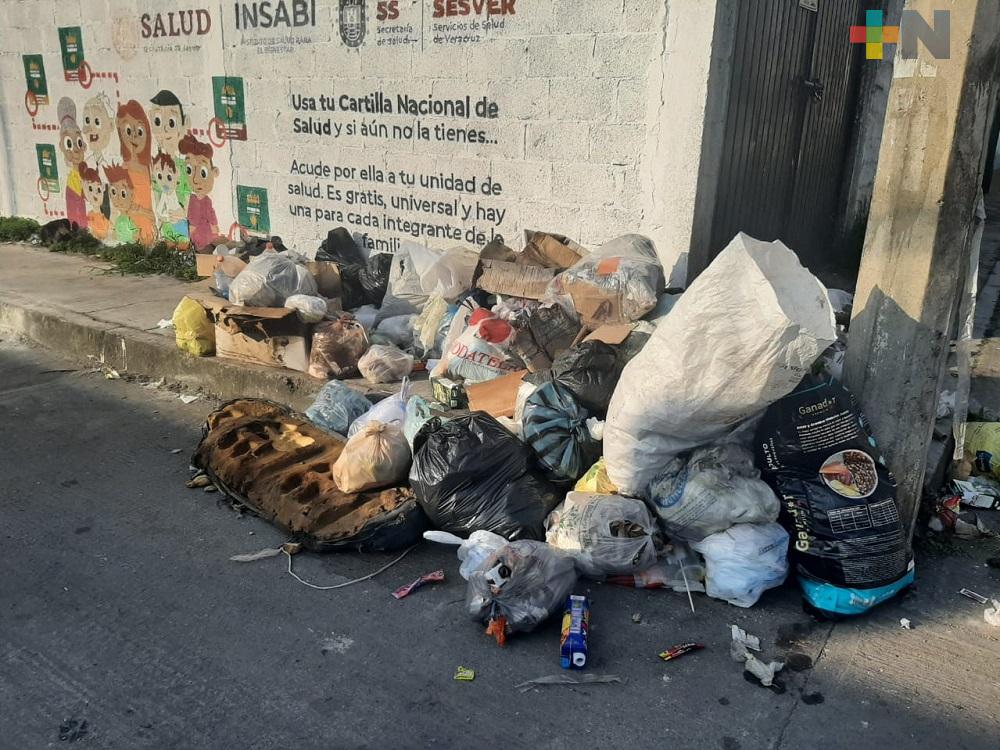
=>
[0,216,41,242]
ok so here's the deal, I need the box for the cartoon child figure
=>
[79,162,110,241]
[152,151,189,245]
[57,97,88,230]
[149,90,191,207]
[116,99,155,243]
[82,93,115,167]
[178,134,220,250]
[104,164,154,245]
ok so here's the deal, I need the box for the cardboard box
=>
[521,230,586,269]
[431,376,468,409]
[195,251,247,279]
[305,260,342,298]
[475,259,556,300]
[209,304,310,373]
[466,370,527,418]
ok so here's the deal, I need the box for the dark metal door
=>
[709,0,864,274]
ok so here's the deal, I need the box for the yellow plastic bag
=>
[172,296,215,357]
[574,457,618,494]
[965,423,1000,479]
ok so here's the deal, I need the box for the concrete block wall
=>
[0,0,721,285]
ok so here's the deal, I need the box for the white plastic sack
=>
[331,421,411,493]
[604,234,837,496]
[430,299,478,377]
[435,308,523,384]
[648,443,779,542]
[228,252,317,307]
[349,378,411,437]
[285,294,328,323]
[408,243,479,301]
[359,344,414,384]
[379,244,428,320]
[423,529,508,580]
[546,492,658,578]
[692,522,789,608]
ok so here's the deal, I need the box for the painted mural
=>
[21,23,239,249]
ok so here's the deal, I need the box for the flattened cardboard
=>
[209,304,310,372]
[584,324,633,345]
[520,230,587,269]
[195,252,247,278]
[475,259,556,300]
[466,370,527,418]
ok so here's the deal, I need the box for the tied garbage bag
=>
[605,234,837,497]
[691,523,789,608]
[522,382,601,483]
[545,492,658,578]
[228,252,318,307]
[308,316,369,380]
[349,378,411,437]
[285,294,328,323]
[172,296,214,356]
[410,412,562,541]
[305,380,372,437]
[755,377,914,616]
[423,529,507,580]
[527,340,623,417]
[545,234,663,329]
[436,308,524,384]
[332,421,411,493]
[358,344,414,384]
[647,443,780,542]
[465,540,578,636]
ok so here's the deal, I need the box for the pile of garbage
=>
[187,230,918,647]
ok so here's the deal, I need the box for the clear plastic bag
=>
[358,344,414,384]
[647,443,780,542]
[375,314,416,349]
[465,540,578,634]
[423,529,508,580]
[349,378,411,437]
[308,316,369,380]
[332,421,411,493]
[544,234,662,329]
[285,294,328,323]
[228,252,318,307]
[545,492,658,578]
[305,380,372,437]
[691,522,789,608]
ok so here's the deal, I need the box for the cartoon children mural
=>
[178,133,220,250]
[79,162,110,241]
[81,93,114,167]
[149,90,191,208]
[152,151,188,244]
[115,99,155,244]
[104,164,141,244]
[57,97,88,230]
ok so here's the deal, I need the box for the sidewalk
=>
[0,243,422,410]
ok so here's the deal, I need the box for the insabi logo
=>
[850,8,951,61]
[339,0,366,47]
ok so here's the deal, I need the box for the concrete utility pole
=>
[844,0,1000,541]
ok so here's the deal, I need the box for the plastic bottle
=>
[560,595,590,669]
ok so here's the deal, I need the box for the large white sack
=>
[604,233,836,497]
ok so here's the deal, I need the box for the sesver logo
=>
[850,8,951,61]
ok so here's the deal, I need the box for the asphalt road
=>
[1,338,998,750]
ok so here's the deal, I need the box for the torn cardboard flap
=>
[466,370,527,418]
[209,304,310,372]
[475,259,556,300]
[195,251,247,279]
[584,324,634,345]
[521,230,587,269]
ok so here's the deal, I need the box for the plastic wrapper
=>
[574,457,618,494]
[522,382,601,483]
[756,377,913,616]
[305,380,372,437]
[435,308,523,384]
[228,252,318,307]
[172,296,214,356]
[465,540,578,634]
[545,492,658,578]
[647,443,780,542]
[526,340,622,417]
[375,314,417,349]
[413,294,451,357]
[332,421,411,493]
[285,294,328,323]
[545,234,662,329]
[409,412,562,541]
[358,344,414,384]
[605,234,837,497]
[349,378,411,437]
[403,396,450,451]
[691,522,789,608]
[308,316,368,380]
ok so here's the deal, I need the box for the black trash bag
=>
[242,235,288,256]
[358,252,393,307]
[522,381,601,483]
[316,227,365,266]
[526,340,622,417]
[410,412,562,541]
[313,228,390,309]
[755,376,913,616]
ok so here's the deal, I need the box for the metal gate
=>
[709,0,865,275]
